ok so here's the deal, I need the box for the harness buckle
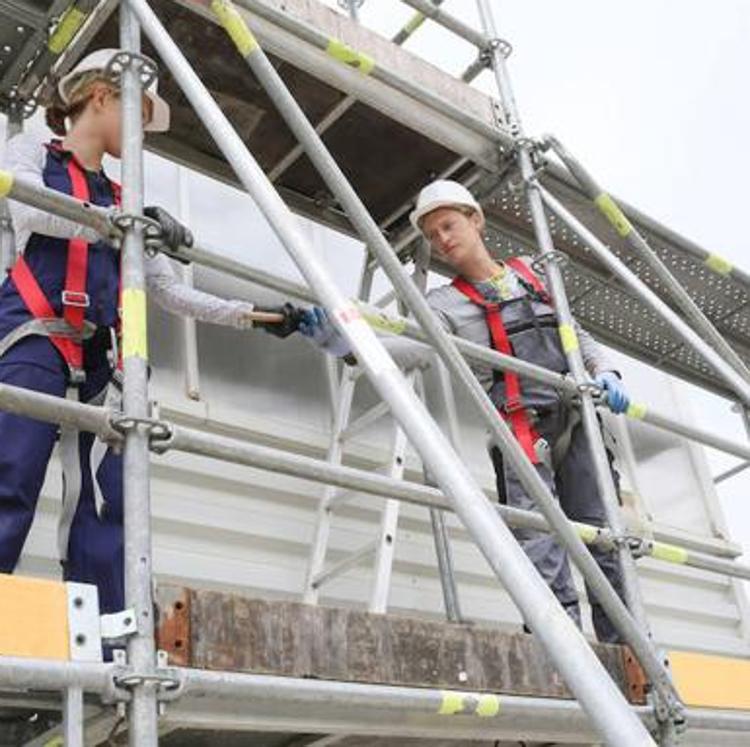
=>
[69,368,86,386]
[62,290,90,308]
[503,396,524,415]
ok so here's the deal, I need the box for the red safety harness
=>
[452,257,550,464]
[10,145,121,381]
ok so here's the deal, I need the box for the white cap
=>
[409,179,483,231]
[57,48,170,133]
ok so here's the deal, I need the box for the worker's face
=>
[85,82,153,158]
[421,206,485,269]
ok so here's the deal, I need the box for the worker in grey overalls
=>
[300,180,630,643]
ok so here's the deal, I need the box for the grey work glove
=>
[254,303,305,338]
[144,205,194,259]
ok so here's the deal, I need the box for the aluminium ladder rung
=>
[339,400,392,442]
[311,539,379,590]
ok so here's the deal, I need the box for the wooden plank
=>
[0,575,69,660]
[156,586,642,703]
[668,650,750,710]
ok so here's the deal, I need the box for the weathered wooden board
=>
[155,585,645,704]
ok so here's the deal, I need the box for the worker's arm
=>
[4,134,104,251]
[299,291,451,371]
[146,253,301,335]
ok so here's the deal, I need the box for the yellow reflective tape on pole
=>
[438,691,500,717]
[211,0,258,57]
[402,11,426,36]
[326,38,375,75]
[0,170,13,198]
[43,738,63,747]
[121,288,148,360]
[358,307,407,336]
[626,402,647,420]
[558,324,579,353]
[576,523,599,544]
[48,6,88,54]
[704,253,734,276]
[650,542,688,565]
[594,193,633,238]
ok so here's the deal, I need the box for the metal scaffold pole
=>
[475,0,681,737]
[124,0,656,742]
[118,8,160,745]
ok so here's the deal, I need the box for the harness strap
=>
[453,273,540,463]
[505,257,550,301]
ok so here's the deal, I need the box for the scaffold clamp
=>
[111,414,172,443]
[104,51,158,90]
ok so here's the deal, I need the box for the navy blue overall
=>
[0,142,124,615]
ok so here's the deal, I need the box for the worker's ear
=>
[470,209,485,234]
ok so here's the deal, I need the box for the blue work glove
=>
[298,307,352,357]
[595,371,629,414]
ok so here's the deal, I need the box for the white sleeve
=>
[576,321,616,378]
[145,253,256,329]
[4,134,102,253]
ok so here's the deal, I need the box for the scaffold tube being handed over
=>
[0,48,304,628]
[301,179,632,643]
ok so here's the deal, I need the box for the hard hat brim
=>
[409,199,484,232]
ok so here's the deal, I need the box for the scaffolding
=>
[0,0,749,745]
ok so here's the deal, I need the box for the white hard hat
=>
[409,179,483,231]
[57,48,170,133]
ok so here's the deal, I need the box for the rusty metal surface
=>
[156,585,192,667]
[163,585,635,702]
[621,646,649,706]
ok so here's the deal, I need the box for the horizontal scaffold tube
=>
[3,170,748,462]
[0,657,122,696]
[0,169,113,238]
[231,0,506,146]
[157,423,750,582]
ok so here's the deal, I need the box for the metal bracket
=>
[111,212,163,255]
[104,50,158,90]
[67,582,103,662]
[481,36,513,64]
[531,250,568,274]
[101,608,138,641]
[110,414,173,444]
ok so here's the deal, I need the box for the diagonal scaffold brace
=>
[123,0,659,743]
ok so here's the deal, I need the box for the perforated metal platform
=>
[1,0,748,399]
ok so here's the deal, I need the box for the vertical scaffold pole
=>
[118,10,159,746]
[127,1,657,742]
[475,0,682,736]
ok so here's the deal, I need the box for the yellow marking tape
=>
[359,307,407,336]
[626,402,647,420]
[43,738,64,747]
[650,542,688,565]
[594,193,633,238]
[438,691,500,717]
[121,288,148,360]
[0,169,13,198]
[211,0,258,57]
[576,523,599,544]
[402,11,426,36]
[326,38,375,75]
[48,6,88,54]
[558,324,579,353]
[704,253,734,276]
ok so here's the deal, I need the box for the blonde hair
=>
[45,71,119,136]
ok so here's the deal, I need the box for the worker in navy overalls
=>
[0,48,302,617]
[300,180,631,643]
